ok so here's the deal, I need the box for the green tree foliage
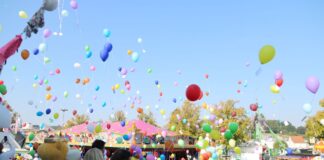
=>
[296,126,306,135]
[137,111,158,127]
[211,100,252,145]
[64,114,89,128]
[305,111,324,138]
[167,100,201,136]
[110,110,126,122]
[273,140,288,150]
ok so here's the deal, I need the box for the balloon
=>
[100,49,109,62]
[234,147,241,154]
[286,148,293,155]
[0,85,7,95]
[55,68,61,74]
[147,68,153,74]
[28,133,35,141]
[64,91,69,98]
[53,113,59,119]
[116,137,123,144]
[87,124,95,133]
[146,154,155,160]
[88,108,94,113]
[103,29,111,38]
[72,110,77,116]
[19,10,28,19]
[86,51,92,58]
[66,149,81,160]
[43,0,58,11]
[231,111,237,117]
[305,76,320,94]
[250,103,258,112]
[172,98,177,103]
[274,70,283,80]
[224,130,233,140]
[106,123,111,129]
[137,107,143,114]
[303,103,312,114]
[186,84,202,101]
[275,79,284,87]
[131,52,140,62]
[120,68,128,75]
[95,125,102,133]
[123,134,130,141]
[202,123,212,133]
[259,45,276,64]
[270,84,280,94]
[170,125,176,131]
[90,65,96,71]
[161,130,167,137]
[160,154,165,160]
[84,45,90,51]
[33,49,39,55]
[229,139,236,147]
[284,121,289,126]
[11,66,17,71]
[160,109,165,115]
[127,50,133,55]
[39,43,47,53]
[320,119,324,126]
[182,119,187,124]
[229,122,239,134]
[45,108,51,115]
[74,63,81,68]
[210,130,221,140]
[70,0,78,9]
[21,49,30,60]
[36,111,44,117]
[43,29,52,38]
[61,10,68,16]
[44,57,51,64]
[0,104,11,128]
[120,121,126,127]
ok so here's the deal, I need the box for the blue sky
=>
[0,0,323,127]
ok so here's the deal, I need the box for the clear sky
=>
[0,0,323,127]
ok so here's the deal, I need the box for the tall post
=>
[61,108,68,127]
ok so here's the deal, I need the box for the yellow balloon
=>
[259,45,276,64]
[159,109,165,115]
[229,139,236,147]
[45,94,52,101]
[217,149,223,155]
[53,113,59,119]
[127,50,133,55]
[120,89,125,94]
[234,147,241,154]
[202,102,207,109]
[115,84,120,90]
[157,84,161,89]
[19,11,28,19]
[32,83,37,88]
[270,84,280,94]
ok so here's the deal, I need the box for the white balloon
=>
[61,10,69,17]
[75,94,81,99]
[303,103,312,114]
[39,43,47,53]
[137,38,142,43]
[284,121,289,126]
[320,119,324,126]
[66,149,81,160]
[0,103,12,128]
[73,63,81,68]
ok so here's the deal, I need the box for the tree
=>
[167,100,201,136]
[319,98,324,107]
[273,140,288,150]
[64,114,89,128]
[296,126,306,135]
[110,110,126,122]
[305,111,324,138]
[211,100,252,145]
[137,111,158,126]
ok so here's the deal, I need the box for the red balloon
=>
[160,92,163,97]
[55,68,61,74]
[275,79,283,87]
[198,90,203,100]
[106,123,111,129]
[237,90,241,93]
[250,103,258,112]
[220,127,226,133]
[72,110,77,116]
[231,111,237,117]
[0,80,4,85]
[205,74,209,79]
[186,84,201,101]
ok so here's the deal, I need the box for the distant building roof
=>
[290,136,305,143]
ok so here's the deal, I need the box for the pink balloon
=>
[306,76,320,94]
[146,154,155,160]
[70,0,78,9]
[43,29,52,38]
[90,65,96,71]
[161,130,167,137]
[274,70,283,80]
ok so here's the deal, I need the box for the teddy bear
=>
[37,137,68,160]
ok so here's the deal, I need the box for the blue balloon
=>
[123,134,130,141]
[120,121,126,127]
[155,80,159,85]
[118,67,122,72]
[104,42,113,52]
[286,148,293,155]
[182,119,187,124]
[103,29,111,38]
[36,111,44,117]
[173,98,177,103]
[88,108,94,113]
[212,153,218,159]
[95,85,100,91]
[100,48,109,62]
[160,154,166,160]
[102,102,106,107]
[86,51,92,58]
[131,52,140,62]
[33,49,39,55]
[40,123,45,130]
[45,108,51,115]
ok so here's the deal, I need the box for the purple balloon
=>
[146,154,155,160]
[70,0,78,9]
[274,70,283,80]
[43,29,52,38]
[209,115,216,121]
[306,76,320,94]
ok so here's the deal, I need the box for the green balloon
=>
[259,45,276,64]
[170,125,176,131]
[29,133,35,141]
[29,150,35,157]
[224,130,233,140]
[116,137,123,144]
[229,122,239,134]
[0,85,7,95]
[202,123,212,133]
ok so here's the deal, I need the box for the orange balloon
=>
[46,86,51,91]
[82,78,90,85]
[205,91,209,96]
[21,49,30,60]
[137,107,143,114]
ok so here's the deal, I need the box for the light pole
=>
[61,108,68,126]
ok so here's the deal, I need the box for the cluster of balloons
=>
[270,70,284,94]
